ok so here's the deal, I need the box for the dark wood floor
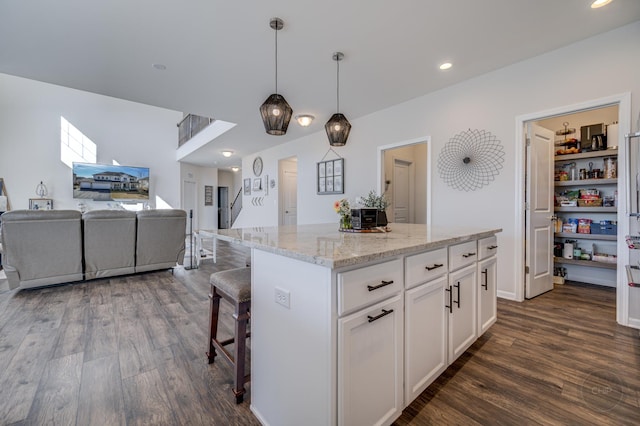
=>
[0,242,638,425]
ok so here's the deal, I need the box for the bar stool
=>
[207,267,251,403]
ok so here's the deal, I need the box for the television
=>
[73,162,150,201]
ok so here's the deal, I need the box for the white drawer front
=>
[448,240,478,271]
[478,235,498,260]
[405,248,447,289]
[338,258,403,315]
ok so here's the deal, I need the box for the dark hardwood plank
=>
[51,305,88,359]
[116,312,157,380]
[121,368,175,425]
[76,354,125,426]
[83,303,117,362]
[0,332,57,424]
[26,352,83,425]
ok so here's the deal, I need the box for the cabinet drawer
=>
[405,248,447,289]
[338,258,403,315]
[448,241,478,271]
[478,235,498,260]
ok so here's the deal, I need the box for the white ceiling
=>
[1,1,639,169]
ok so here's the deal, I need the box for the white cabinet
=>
[338,294,403,426]
[404,275,447,403]
[447,263,477,362]
[478,235,498,336]
[337,237,496,426]
[478,256,497,335]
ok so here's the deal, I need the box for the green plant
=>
[360,190,388,211]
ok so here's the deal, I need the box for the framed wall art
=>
[243,178,251,195]
[204,185,213,206]
[253,178,263,192]
[317,158,344,195]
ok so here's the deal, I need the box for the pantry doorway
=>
[515,93,632,325]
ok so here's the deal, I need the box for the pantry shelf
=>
[554,148,618,162]
[555,178,617,187]
[553,257,617,270]
[555,206,617,213]
[555,232,617,241]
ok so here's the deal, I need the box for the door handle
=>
[482,269,488,290]
[367,309,393,323]
[445,285,453,313]
[367,280,394,292]
[425,263,444,271]
[454,282,460,308]
[549,215,558,221]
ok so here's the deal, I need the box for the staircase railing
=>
[177,114,215,147]
[230,188,243,227]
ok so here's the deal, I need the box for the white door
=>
[478,256,497,335]
[393,159,413,223]
[404,275,448,403]
[279,159,297,226]
[525,123,555,298]
[448,264,477,362]
[338,295,403,426]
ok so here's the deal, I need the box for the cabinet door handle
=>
[425,263,444,271]
[482,269,488,290]
[367,309,393,323]
[488,245,498,250]
[367,280,394,292]
[454,282,461,308]
[445,286,453,313]
[462,252,476,258]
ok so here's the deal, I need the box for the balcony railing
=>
[177,114,215,147]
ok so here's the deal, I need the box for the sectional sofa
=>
[0,208,186,290]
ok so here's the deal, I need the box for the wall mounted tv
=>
[73,162,150,201]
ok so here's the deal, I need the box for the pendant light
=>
[325,52,351,146]
[259,17,293,136]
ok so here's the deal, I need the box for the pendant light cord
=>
[336,59,340,113]
[275,25,278,94]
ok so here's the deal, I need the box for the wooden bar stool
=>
[207,267,251,403]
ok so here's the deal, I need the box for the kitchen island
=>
[215,223,501,426]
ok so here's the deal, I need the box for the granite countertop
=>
[214,223,502,269]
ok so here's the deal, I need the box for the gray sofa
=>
[0,208,186,290]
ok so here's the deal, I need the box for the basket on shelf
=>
[577,198,603,207]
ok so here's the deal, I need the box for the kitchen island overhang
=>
[214,223,501,426]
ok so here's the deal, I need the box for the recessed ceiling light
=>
[439,62,453,70]
[152,63,167,71]
[231,166,240,172]
[295,114,315,127]
[221,150,233,157]
[591,0,613,8]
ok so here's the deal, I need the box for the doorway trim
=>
[377,136,432,226]
[514,93,631,324]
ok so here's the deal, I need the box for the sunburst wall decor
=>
[437,129,504,191]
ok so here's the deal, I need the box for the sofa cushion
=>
[0,210,83,289]
[135,209,186,272]
[83,210,137,280]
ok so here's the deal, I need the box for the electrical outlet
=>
[274,287,290,309]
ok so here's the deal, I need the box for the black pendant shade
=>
[325,113,351,146]
[260,17,292,136]
[260,93,293,136]
[325,51,351,146]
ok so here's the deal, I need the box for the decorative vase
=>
[340,215,351,230]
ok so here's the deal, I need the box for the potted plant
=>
[358,190,389,226]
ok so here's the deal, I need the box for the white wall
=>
[180,162,218,230]
[235,21,640,300]
[0,73,183,211]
